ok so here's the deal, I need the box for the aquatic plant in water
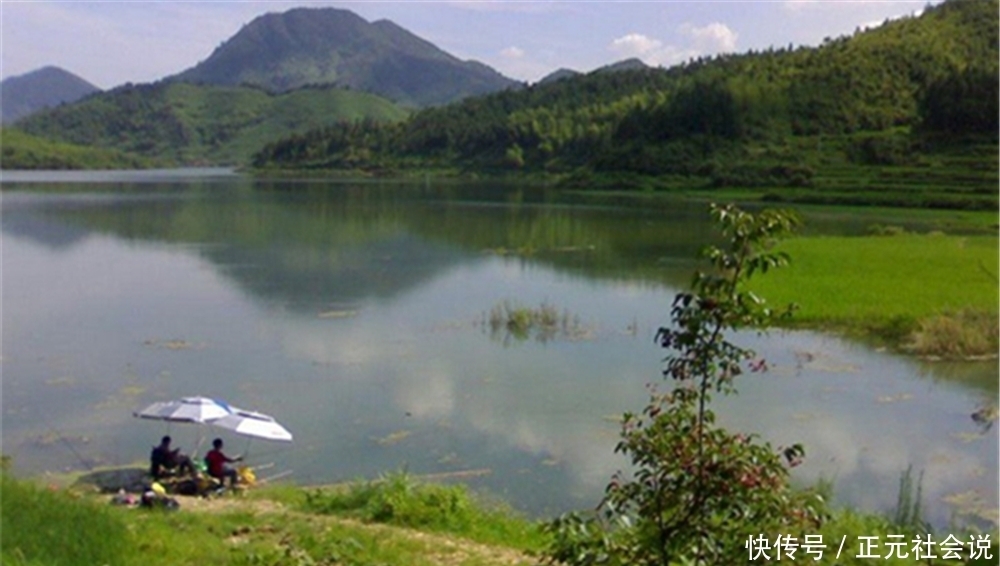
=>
[481,300,592,344]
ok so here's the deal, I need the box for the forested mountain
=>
[0,66,100,123]
[254,0,998,209]
[170,7,519,107]
[15,82,407,166]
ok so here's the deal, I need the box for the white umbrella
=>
[210,409,293,443]
[134,396,233,423]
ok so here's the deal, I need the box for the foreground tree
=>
[545,204,824,566]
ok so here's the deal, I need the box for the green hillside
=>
[1,128,154,170]
[254,0,998,210]
[16,82,409,166]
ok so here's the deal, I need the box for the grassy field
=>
[3,468,995,566]
[1,470,544,566]
[750,232,999,355]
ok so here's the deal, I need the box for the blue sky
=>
[2,1,934,89]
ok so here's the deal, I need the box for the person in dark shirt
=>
[204,438,242,487]
[149,435,194,479]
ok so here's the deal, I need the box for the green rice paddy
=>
[750,233,999,350]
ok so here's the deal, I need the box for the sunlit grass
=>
[300,470,548,552]
[1,470,540,566]
[4,465,995,566]
[0,472,138,566]
[749,233,999,354]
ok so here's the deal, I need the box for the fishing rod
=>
[34,407,95,472]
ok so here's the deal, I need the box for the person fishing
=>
[204,437,243,487]
[149,435,195,479]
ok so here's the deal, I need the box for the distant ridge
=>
[171,7,519,107]
[594,58,651,74]
[536,58,650,85]
[537,68,580,85]
[0,66,100,123]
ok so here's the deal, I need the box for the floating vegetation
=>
[951,431,987,444]
[28,432,90,448]
[142,339,205,351]
[478,300,595,345]
[374,429,412,446]
[95,383,147,410]
[876,393,913,404]
[317,309,358,319]
[437,452,459,465]
[793,350,861,373]
[942,490,1000,527]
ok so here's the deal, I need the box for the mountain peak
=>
[171,7,516,107]
[1,66,100,123]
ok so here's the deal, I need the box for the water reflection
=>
[2,176,995,529]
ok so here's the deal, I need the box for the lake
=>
[2,169,996,528]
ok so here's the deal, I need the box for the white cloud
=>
[607,23,737,68]
[609,33,663,58]
[680,22,738,53]
[500,46,525,59]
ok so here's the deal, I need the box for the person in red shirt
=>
[204,438,242,487]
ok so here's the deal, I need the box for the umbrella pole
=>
[242,436,252,460]
[193,435,207,459]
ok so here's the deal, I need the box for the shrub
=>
[847,134,914,165]
[544,204,825,565]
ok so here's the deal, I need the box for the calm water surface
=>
[2,170,996,528]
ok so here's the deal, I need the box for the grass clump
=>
[483,300,591,344]
[907,310,999,359]
[301,470,547,552]
[0,472,138,566]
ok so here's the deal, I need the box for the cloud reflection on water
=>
[3,183,995,528]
